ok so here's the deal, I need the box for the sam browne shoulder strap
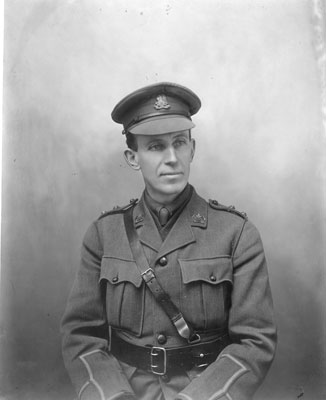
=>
[123,206,200,344]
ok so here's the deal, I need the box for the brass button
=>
[210,275,216,282]
[112,277,119,283]
[158,256,168,266]
[157,334,167,345]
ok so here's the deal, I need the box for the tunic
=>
[61,187,277,400]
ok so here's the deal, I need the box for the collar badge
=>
[134,214,144,224]
[154,95,171,110]
[192,213,206,224]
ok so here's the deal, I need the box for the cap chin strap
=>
[123,206,200,344]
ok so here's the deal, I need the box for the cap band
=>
[128,115,195,135]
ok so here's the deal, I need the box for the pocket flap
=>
[100,257,142,288]
[179,257,233,285]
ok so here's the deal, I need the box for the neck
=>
[144,184,193,226]
[145,187,187,206]
[149,193,179,205]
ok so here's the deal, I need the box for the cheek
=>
[181,151,193,167]
[138,158,158,179]
[140,154,160,170]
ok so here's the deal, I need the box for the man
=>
[61,82,277,400]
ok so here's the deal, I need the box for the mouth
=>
[160,172,183,177]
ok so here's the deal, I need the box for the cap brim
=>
[128,115,195,135]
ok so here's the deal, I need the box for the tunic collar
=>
[144,183,193,221]
[133,187,208,254]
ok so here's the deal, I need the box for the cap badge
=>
[154,95,171,110]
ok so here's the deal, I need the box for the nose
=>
[164,146,178,164]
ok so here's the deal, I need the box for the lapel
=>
[131,189,208,259]
[132,189,208,257]
[156,189,208,259]
[133,195,162,252]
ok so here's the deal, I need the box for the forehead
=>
[137,130,190,144]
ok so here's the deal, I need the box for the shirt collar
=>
[144,183,193,220]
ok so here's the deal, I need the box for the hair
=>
[125,132,138,151]
[125,130,192,151]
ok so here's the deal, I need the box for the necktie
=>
[158,207,170,227]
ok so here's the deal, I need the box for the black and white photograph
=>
[1,1,325,399]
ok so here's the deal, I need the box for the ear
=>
[190,138,196,162]
[124,149,140,170]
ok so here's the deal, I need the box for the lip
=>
[160,172,183,176]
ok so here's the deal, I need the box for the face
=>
[124,130,195,204]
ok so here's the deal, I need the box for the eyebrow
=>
[146,138,164,145]
[172,134,189,141]
[145,131,189,146]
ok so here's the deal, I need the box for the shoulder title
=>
[98,198,138,220]
[208,199,248,220]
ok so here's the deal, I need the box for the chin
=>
[160,182,186,197]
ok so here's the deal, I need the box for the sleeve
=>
[60,221,136,400]
[176,220,277,400]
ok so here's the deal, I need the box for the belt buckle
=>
[141,268,155,283]
[150,346,167,375]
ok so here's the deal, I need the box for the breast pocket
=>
[100,256,145,337]
[178,257,233,332]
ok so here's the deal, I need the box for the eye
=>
[148,143,164,151]
[174,139,187,148]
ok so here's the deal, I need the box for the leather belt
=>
[111,332,230,376]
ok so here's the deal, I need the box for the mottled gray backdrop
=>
[1,0,325,399]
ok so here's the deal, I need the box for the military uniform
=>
[61,82,277,400]
[61,188,276,400]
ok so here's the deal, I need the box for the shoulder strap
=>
[209,199,248,220]
[98,198,138,220]
[123,206,200,344]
